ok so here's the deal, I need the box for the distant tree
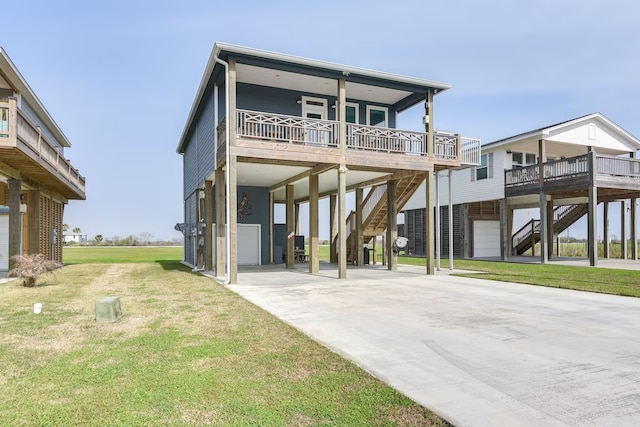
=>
[94,234,104,245]
[72,227,81,234]
[139,232,154,245]
[62,224,69,232]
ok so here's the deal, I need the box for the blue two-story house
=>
[176,43,480,284]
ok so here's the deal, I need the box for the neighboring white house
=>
[63,234,87,245]
[403,113,640,265]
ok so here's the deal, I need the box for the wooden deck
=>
[217,110,480,171]
[505,153,640,200]
[0,100,85,200]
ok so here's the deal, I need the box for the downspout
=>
[213,53,232,284]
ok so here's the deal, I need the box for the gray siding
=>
[236,185,270,264]
[182,87,216,199]
[237,83,397,127]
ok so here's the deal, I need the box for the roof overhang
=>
[177,42,451,153]
[482,113,640,157]
[0,47,72,148]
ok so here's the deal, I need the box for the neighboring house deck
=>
[403,113,640,265]
[0,47,86,270]
[177,43,480,283]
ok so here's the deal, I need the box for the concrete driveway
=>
[225,264,640,427]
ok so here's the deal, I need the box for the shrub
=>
[7,254,62,287]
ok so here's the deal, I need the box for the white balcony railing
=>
[234,109,481,164]
[237,109,338,146]
[461,136,482,165]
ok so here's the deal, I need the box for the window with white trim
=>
[366,105,388,127]
[512,152,537,168]
[472,152,493,181]
[345,102,359,124]
[476,154,488,180]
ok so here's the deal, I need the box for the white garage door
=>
[0,215,8,271]
[473,220,501,258]
[211,223,261,266]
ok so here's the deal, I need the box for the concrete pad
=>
[225,264,640,427]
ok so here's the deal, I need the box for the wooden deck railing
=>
[506,153,640,189]
[1,100,85,195]
[231,109,480,164]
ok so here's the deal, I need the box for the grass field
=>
[63,245,183,264]
[0,247,448,426]
[397,256,640,297]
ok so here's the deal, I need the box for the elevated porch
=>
[505,153,640,199]
[502,152,639,265]
[217,109,481,172]
[0,99,85,200]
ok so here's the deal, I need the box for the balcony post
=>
[268,191,274,264]
[425,90,434,157]
[215,167,226,278]
[587,149,598,266]
[7,178,21,270]
[309,173,319,273]
[286,184,295,269]
[547,199,554,259]
[425,171,435,275]
[631,152,638,261]
[338,167,347,278]
[500,198,508,261]
[338,78,346,155]
[329,194,337,263]
[631,196,638,260]
[435,172,440,270]
[355,187,363,266]
[603,202,610,259]
[448,169,454,270]
[538,139,548,263]
[386,179,398,271]
[621,200,627,259]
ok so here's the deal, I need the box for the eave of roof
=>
[177,43,451,153]
[0,47,73,148]
[482,113,640,150]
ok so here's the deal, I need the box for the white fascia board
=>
[0,47,73,148]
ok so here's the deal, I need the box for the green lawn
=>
[1,247,448,426]
[63,245,183,264]
[397,256,640,297]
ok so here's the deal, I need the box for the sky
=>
[2,0,639,241]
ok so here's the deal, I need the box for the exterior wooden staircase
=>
[345,172,427,262]
[512,203,589,255]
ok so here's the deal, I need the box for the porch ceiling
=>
[237,63,414,106]
[231,161,388,202]
[505,137,632,158]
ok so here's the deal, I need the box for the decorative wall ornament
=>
[238,192,252,221]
